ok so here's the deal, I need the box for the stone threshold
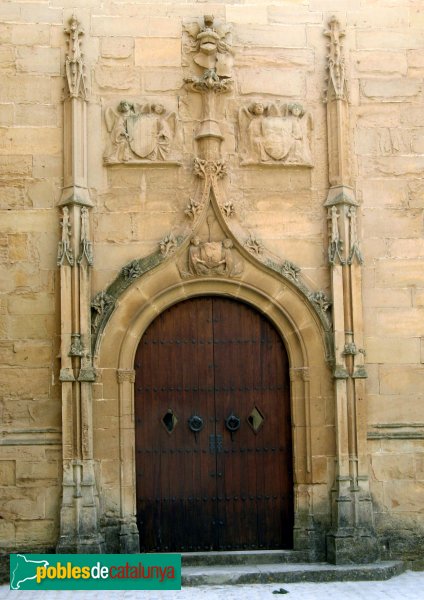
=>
[182,550,309,566]
[181,555,405,586]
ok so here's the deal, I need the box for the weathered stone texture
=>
[0,0,423,560]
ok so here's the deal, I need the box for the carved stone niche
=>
[238,101,313,167]
[103,100,180,165]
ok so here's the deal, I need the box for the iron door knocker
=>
[188,414,204,442]
[225,413,241,440]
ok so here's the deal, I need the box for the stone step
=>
[181,550,309,566]
[181,560,405,586]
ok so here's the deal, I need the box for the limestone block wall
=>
[351,5,424,556]
[0,0,423,560]
[0,2,63,555]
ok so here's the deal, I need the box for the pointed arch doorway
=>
[134,296,293,552]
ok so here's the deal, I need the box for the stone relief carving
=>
[122,259,143,281]
[69,333,84,357]
[281,260,301,281]
[221,201,235,218]
[104,101,178,164]
[57,207,74,267]
[159,233,178,257]
[185,198,204,220]
[184,68,233,93]
[183,14,233,79]
[328,206,345,266]
[244,233,264,256]
[91,291,114,333]
[78,207,93,266]
[343,342,357,356]
[347,207,364,265]
[88,11,335,363]
[239,102,313,166]
[310,291,332,313]
[180,236,243,278]
[193,157,227,179]
[64,15,87,100]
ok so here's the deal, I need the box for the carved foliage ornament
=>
[91,291,114,333]
[310,291,332,313]
[122,259,143,281]
[244,234,264,256]
[159,233,178,257]
[184,68,233,93]
[185,198,204,220]
[239,102,313,166]
[193,157,227,179]
[64,15,87,100]
[104,101,177,164]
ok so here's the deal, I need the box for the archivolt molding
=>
[90,190,334,361]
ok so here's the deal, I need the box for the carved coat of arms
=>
[179,237,243,278]
[239,102,313,166]
[104,101,177,164]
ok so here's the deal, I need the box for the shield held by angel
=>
[104,101,177,163]
[238,101,313,166]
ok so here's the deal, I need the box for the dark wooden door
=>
[135,297,293,552]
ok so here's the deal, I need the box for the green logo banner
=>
[10,553,181,590]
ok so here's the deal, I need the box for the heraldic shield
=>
[128,114,158,159]
[262,117,293,161]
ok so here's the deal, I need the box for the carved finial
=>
[323,16,347,102]
[64,14,87,99]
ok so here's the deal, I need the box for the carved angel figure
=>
[187,237,242,277]
[104,100,135,163]
[104,101,177,163]
[239,101,313,166]
[286,103,313,165]
[184,15,233,78]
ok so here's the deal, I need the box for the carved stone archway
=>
[95,254,332,557]
[57,14,378,564]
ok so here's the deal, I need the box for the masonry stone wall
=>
[0,0,423,563]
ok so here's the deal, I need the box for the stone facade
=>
[0,0,423,567]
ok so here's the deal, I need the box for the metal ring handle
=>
[225,413,241,432]
[188,414,204,433]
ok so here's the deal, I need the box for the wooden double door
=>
[135,297,293,552]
